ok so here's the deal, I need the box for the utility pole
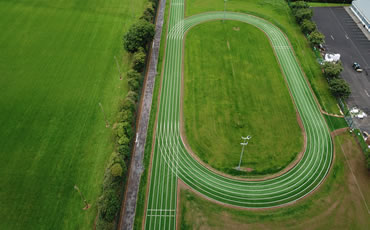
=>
[74,185,90,210]
[114,56,122,80]
[237,136,252,170]
[99,102,110,128]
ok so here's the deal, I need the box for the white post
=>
[237,136,252,170]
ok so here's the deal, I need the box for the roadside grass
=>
[185,0,340,115]
[0,0,145,229]
[184,20,303,176]
[133,0,171,229]
[324,114,348,131]
[179,131,370,230]
[308,2,351,7]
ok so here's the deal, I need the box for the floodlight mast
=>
[237,136,252,170]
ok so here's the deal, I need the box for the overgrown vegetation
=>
[179,132,370,229]
[96,0,159,229]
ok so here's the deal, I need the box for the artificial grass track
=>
[143,1,333,229]
[183,20,303,176]
[0,0,145,229]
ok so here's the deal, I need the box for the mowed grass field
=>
[184,20,303,175]
[179,132,370,229]
[0,0,145,229]
[185,0,340,115]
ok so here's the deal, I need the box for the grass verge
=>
[324,114,348,131]
[179,131,370,229]
[185,0,340,115]
[183,20,303,175]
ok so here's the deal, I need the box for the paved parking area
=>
[312,7,370,133]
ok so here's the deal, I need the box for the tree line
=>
[96,0,158,229]
[289,1,351,99]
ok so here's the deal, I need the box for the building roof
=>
[353,0,370,24]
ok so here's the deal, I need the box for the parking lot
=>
[312,7,370,133]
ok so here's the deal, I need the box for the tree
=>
[308,30,325,47]
[291,1,309,10]
[294,8,313,23]
[140,2,156,22]
[301,19,316,34]
[123,20,155,53]
[323,61,343,79]
[329,78,351,99]
[132,48,146,72]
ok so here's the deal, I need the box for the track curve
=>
[144,2,333,229]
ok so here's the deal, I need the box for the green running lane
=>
[144,1,333,229]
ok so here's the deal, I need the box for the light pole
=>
[74,185,90,210]
[223,0,228,22]
[114,56,122,80]
[237,136,252,170]
[99,102,110,128]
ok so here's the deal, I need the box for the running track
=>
[144,1,333,229]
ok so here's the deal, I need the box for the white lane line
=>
[365,90,370,97]
[331,35,335,40]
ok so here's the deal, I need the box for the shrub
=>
[118,135,130,146]
[126,91,139,102]
[323,61,343,79]
[128,78,140,91]
[291,1,309,10]
[111,163,123,177]
[123,20,155,53]
[132,48,147,72]
[294,8,313,23]
[120,97,136,112]
[118,145,131,160]
[98,189,120,222]
[127,69,141,81]
[328,78,351,99]
[301,19,316,34]
[308,30,325,47]
[140,2,156,22]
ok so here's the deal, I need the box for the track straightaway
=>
[144,2,333,229]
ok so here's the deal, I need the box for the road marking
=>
[345,34,349,39]
[365,90,370,97]
[331,35,335,40]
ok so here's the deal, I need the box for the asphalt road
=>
[312,7,370,133]
[143,1,333,229]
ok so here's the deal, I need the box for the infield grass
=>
[179,132,370,230]
[185,0,340,115]
[0,0,145,229]
[183,20,303,176]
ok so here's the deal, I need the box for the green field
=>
[184,20,303,175]
[185,0,340,115]
[179,132,370,229]
[0,0,145,229]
